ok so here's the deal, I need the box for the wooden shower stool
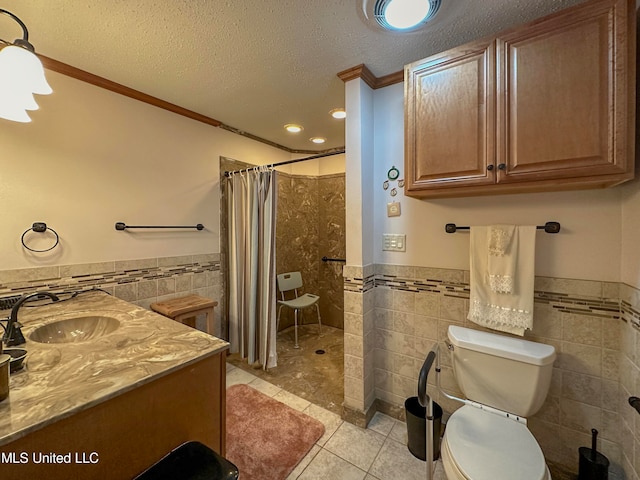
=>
[151,295,218,335]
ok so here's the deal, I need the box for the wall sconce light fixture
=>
[0,9,52,123]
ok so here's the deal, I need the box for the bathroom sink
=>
[29,315,120,344]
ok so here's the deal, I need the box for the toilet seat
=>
[442,405,549,480]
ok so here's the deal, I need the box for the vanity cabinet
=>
[404,0,635,198]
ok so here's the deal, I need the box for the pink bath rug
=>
[226,384,325,480]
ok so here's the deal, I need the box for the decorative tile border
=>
[621,301,640,328]
[0,255,220,301]
[344,265,626,321]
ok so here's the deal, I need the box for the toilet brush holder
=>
[578,429,609,480]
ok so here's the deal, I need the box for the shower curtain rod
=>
[223,149,345,177]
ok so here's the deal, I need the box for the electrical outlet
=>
[382,233,406,252]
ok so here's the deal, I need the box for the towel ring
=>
[21,222,59,252]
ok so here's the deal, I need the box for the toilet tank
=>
[448,325,556,417]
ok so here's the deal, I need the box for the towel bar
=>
[115,222,205,231]
[445,222,560,234]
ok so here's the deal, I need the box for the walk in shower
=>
[221,155,346,414]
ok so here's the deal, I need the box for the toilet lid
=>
[445,406,547,480]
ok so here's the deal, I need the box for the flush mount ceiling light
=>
[0,9,52,123]
[284,123,303,133]
[310,137,326,144]
[362,0,441,32]
[330,108,346,119]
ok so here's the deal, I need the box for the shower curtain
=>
[227,167,278,369]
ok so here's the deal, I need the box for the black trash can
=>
[134,441,239,480]
[405,396,443,461]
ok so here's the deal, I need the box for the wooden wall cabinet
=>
[405,0,635,198]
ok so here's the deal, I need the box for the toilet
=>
[441,325,556,480]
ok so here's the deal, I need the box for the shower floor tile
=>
[227,324,344,416]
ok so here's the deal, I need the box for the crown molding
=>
[337,64,403,89]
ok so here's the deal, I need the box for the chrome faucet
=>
[4,292,59,346]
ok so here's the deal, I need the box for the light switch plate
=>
[387,202,401,217]
[382,233,406,252]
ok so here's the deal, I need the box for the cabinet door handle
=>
[487,165,494,171]
[498,163,506,170]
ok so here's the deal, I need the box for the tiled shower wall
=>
[0,254,223,337]
[344,264,638,478]
[275,172,346,330]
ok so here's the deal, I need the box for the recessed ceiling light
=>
[310,137,326,144]
[330,108,346,119]
[284,124,303,133]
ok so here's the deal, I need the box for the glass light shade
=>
[310,137,326,144]
[0,90,31,122]
[0,45,52,95]
[384,0,431,29]
[0,107,31,122]
[0,73,39,122]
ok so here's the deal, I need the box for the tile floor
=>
[227,325,344,416]
[226,363,446,480]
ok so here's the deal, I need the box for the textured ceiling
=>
[0,0,589,152]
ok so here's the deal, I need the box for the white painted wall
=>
[371,82,625,282]
[345,79,375,267]
[621,177,640,288]
[1,70,290,270]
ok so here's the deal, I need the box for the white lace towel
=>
[488,225,516,293]
[468,225,536,336]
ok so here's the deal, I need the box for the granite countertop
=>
[0,291,229,447]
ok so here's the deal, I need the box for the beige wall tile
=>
[392,311,415,336]
[0,266,61,285]
[562,313,602,346]
[158,255,193,267]
[344,312,363,336]
[175,274,192,292]
[560,398,602,434]
[192,272,207,289]
[530,304,562,340]
[414,314,438,340]
[603,317,621,350]
[114,258,157,271]
[157,278,176,296]
[345,333,363,357]
[415,292,439,317]
[559,342,602,377]
[343,265,362,278]
[344,291,364,314]
[375,287,393,309]
[603,348,620,380]
[392,353,419,379]
[392,290,415,313]
[374,350,393,372]
[440,295,466,322]
[114,283,137,302]
[374,309,393,331]
[535,277,602,297]
[345,354,364,379]
[60,262,115,277]
[137,280,158,300]
[414,267,464,284]
[533,395,560,424]
[562,370,602,407]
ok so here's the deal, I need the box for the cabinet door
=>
[405,40,496,192]
[497,0,634,184]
